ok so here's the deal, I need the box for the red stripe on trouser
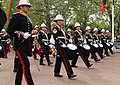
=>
[16,50,29,85]
[59,50,71,75]
[42,46,48,56]
[77,48,88,65]
[4,50,7,58]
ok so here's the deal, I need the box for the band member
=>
[1,29,10,58]
[32,25,39,60]
[92,28,105,59]
[7,0,35,85]
[66,28,79,67]
[85,26,100,62]
[73,22,93,68]
[105,30,114,54]
[100,29,110,56]
[0,8,7,65]
[38,23,53,65]
[0,8,7,31]
[53,14,77,79]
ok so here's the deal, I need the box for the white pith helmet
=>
[41,23,47,28]
[1,29,5,32]
[17,0,31,9]
[34,25,38,28]
[86,26,91,31]
[101,29,105,32]
[106,30,109,33]
[74,22,80,28]
[67,28,71,32]
[93,28,98,32]
[54,14,64,21]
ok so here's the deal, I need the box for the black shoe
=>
[88,60,91,62]
[34,58,39,60]
[87,64,93,68]
[54,74,63,77]
[101,55,105,59]
[71,65,78,68]
[40,63,46,65]
[68,74,77,79]
[13,69,17,72]
[95,59,101,62]
[0,62,1,65]
[106,54,110,56]
[48,62,53,66]
[111,53,114,54]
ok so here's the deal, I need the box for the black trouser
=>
[40,45,51,64]
[97,46,104,59]
[14,53,19,70]
[54,46,74,77]
[103,43,109,56]
[2,42,8,58]
[15,50,34,85]
[0,50,4,58]
[77,46,91,67]
[32,47,37,59]
[89,45,99,62]
[66,48,78,66]
[108,45,114,54]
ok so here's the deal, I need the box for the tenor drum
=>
[98,44,103,48]
[109,42,114,46]
[93,44,99,48]
[83,44,90,50]
[67,44,77,50]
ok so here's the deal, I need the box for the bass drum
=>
[0,44,4,52]
[98,44,103,48]
[67,44,77,50]
[93,44,99,48]
[83,44,90,50]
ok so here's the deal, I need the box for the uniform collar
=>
[20,11,27,16]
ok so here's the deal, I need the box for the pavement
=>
[0,52,120,85]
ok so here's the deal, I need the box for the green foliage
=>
[1,0,120,33]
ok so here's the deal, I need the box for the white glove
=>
[61,44,66,48]
[23,32,31,39]
[69,39,72,43]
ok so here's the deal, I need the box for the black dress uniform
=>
[100,33,110,56]
[38,30,53,65]
[0,33,10,58]
[0,8,7,65]
[92,33,104,59]
[74,30,93,68]
[0,34,5,58]
[66,32,78,67]
[7,12,34,85]
[105,34,114,54]
[0,8,7,31]
[53,24,76,79]
[85,33,100,62]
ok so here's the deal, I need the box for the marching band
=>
[0,0,116,84]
